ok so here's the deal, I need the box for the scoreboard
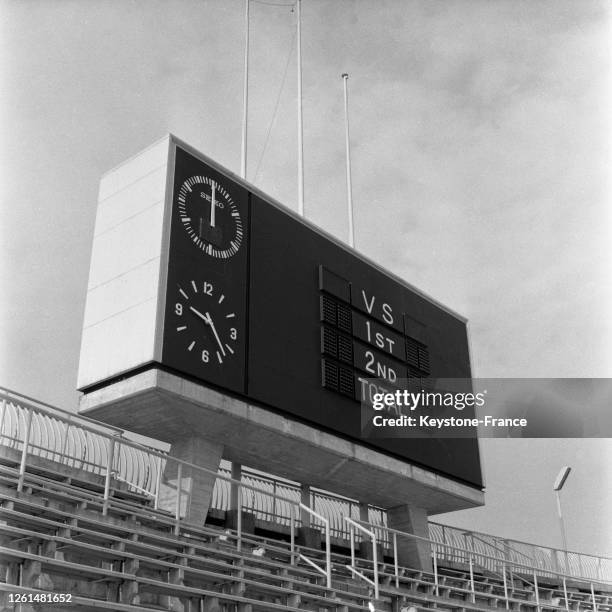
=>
[78,135,482,490]
[158,141,482,489]
[319,266,432,398]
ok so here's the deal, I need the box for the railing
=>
[345,517,380,600]
[0,388,163,498]
[428,522,612,582]
[213,467,300,529]
[0,388,312,554]
[291,503,332,588]
[1,386,610,585]
[353,518,612,611]
[212,466,384,541]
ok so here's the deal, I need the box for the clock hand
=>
[210,181,216,228]
[190,306,227,357]
[189,306,208,323]
[205,311,226,356]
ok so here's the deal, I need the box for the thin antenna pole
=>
[240,0,250,179]
[342,73,355,247]
[297,0,304,215]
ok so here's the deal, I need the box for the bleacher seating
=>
[1,448,611,612]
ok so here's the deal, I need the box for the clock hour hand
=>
[189,306,208,323]
[205,312,226,357]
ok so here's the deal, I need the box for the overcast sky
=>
[1,0,611,556]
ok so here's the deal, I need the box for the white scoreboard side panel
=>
[77,136,171,389]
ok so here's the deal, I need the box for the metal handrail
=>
[1,390,381,536]
[1,386,610,586]
[354,518,612,590]
[112,473,155,499]
[290,502,332,588]
[466,532,531,591]
[0,397,307,531]
[0,386,124,435]
[430,520,612,565]
[345,516,379,600]
[213,466,370,541]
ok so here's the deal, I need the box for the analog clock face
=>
[177,176,244,259]
[172,279,239,366]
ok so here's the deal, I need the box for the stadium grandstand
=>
[1,385,610,612]
[4,1,611,610]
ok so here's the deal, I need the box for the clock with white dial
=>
[172,279,239,367]
[177,176,243,259]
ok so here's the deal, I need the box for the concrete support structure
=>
[297,484,320,548]
[159,436,223,525]
[80,369,484,555]
[387,504,431,571]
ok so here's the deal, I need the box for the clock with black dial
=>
[177,176,243,259]
[172,279,239,367]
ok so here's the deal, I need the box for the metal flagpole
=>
[342,73,354,248]
[296,0,304,215]
[240,0,250,179]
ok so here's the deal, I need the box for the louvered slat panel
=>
[322,359,339,391]
[417,346,430,374]
[337,334,353,365]
[320,295,337,326]
[338,367,355,398]
[407,367,424,390]
[405,338,420,368]
[321,327,338,358]
[336,303,352,334]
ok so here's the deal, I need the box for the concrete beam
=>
[80,368,484,514]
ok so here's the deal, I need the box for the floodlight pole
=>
[553,466,571,572]
[555,490,569,570]
[240,0,250,179]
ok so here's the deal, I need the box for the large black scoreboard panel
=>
[161,143,482,489]
[246,195,481,488]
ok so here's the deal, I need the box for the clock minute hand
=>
[210,181,216,228]
[190,306,226,357]
[189,306,208,323]
[205,312,226,357]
